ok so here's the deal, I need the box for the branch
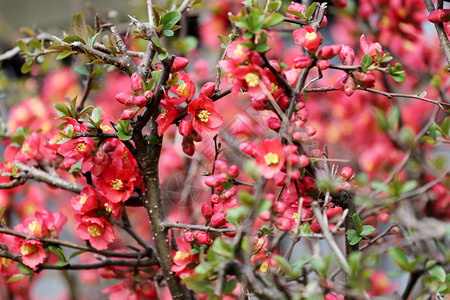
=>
[74,131,118,139]
[161,221,236,233]
[14,162,83,193]
[423,0,450,67]
[0,176,28,189]
[38,258,158,270]
[0,227,147,258]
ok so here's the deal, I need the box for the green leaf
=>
[7,274,28,283]
[399,180,417,194]
[441,117,450,136]
[388,247,411,271]
[17,263,34,275]
[182,274,215,294]
[56,50,76,60]
[162,30,174,37]
[361,54,372,69]
[427,262,446,282]
[69,250,86,260]
[360,225,375,236]
[305,2,318,20]
[117,130,132,141]
[370,180,390,194]
[257,225,274,236]
[90,107,102,123]
[273,255,293,275]
[346,229,361,245]
[223,278,238,295]
[352,213,362,233]
[72,13,88,43]
[286,10,305,19]
[210,238,235,259]
[263,13,284,27]
[255,43,270,53]
[21,60,35,74]
[145,135,159,145]
[48,245,66,262]
[16,40,28,53]
[29,39,41,50]
[161,11,181,30]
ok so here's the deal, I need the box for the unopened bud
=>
[171,57,189,72]
[428,9,450,23]
[130,73,143,93]
[200,82,215,97]
[115,93,134,106]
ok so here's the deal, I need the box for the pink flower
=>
[360,35,383,62]
[293,26,323,53]
[15,133,41,163]
[286,2,306,19]
[169,71,196,104]
[171,239,198,277]
[76,216,115,250]
[95,166,139,203]
[72,185,99,214]
[255,138,285,179]
[19,239,46,270]
[57,137,95,160]
[156,99,178,136]
[187,94,223,136]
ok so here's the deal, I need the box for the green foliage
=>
[388,63,406,82]
[388,247,424,272]
[346,213,375,245]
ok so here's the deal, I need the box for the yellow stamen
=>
[87,224,102,237]
[234,44,245,57]
[1,257,11,268]
[292,213,299,224]
[104,203,112,213]
[20,244,37,256]
[80,194,88,205]
[21,143,31,154]
[259,261,269,273]
[28,220,42,235]
[197,110,210,123]
[49,135,62,145]
[176,83,188,97]
[174,251,189,261]
[227,73,234,83]
[270,83,278,94]
[244,73,259,87]
[264,152,279,165]
[305,32,317,40]
[100,124,111,132]
[111,179,123,191]
[160,107,168,119]
[76,143,86,152]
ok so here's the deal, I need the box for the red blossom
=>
[255,138,285,179]
[187,94,223,136]
[293,26,323,53]
[156,99,178,136]
[57,137,95,160]
[17,239,46,270]
[95,167,139,203]
[76,215,115,250]
[169,71,196,104]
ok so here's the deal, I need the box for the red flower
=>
[187,94,223,136]
[18,239,46,270]
[15,133,41,163]
[156,99,178,136]
[57,137,95,160]
[76,215,115,250]
[169,71,196,104]
[171,239,198,278]
[293,26,323,53]
[72,185,99,214]
[96,167,139,203]
[255,138,285,179]
[360,35,383,62]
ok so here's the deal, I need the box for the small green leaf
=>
[352,213,362,233]
[286,10,305,19]
[388,247,411,271]
[162,30,174,37]
[29,39,41,50]
[273,255,294,275]
[145,135,159,145]
[360,225,375,236]
[346,229,361,245]
[7,274,28,283]
[90,107,102,123]
[17,263,34,275]
[69,250,86,260]
[361,54,372,69]
[16,40,28,53]
[263,13,284,27]
[399,180,417,194]
[117,130,132,141]
[223,278,238,295]
[72,13,88,43]
[305,2,318,20]
[370,180,390,194]
[49,245,66,262]
[21,60,35,74]
[161,11,181,30]
[427,262,446,282]
[255,43,270,53]
[182,274,215,294]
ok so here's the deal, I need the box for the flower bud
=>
[267,116,281,131]
[297,109,309,122]
[305,125,317,136]
[183,231,194,243]
[211,212,227,227]
[311,219,321,233]
[224,223,236,238]
[196,232,212,245]
[134,95,147,107]
[171,57,189,72]
[274,216,292,231]
[205,175,219,187]
[339,45,355,65]
[340,167,354,180]
[303,176,316,191]
[179,115,193,137]
[200,82,215,97]
[260,210,271,221]
[143,90,153,100]
[428,9,450,23]
[239,142,258,157]
[266,193,276,202]
[182,137,195,156]
[344,76,356,97]
[316,60,330,70]
[290,169,301,180]
[115,93,135,106]
[327,205,343,218]
[274,171,287,186]
[332,0,347,8]
[228,165,239,178]
[210,194,220,204]
[298,155,310,168]
[223,187,237,199]
[316,44,342,60]
[130,73,143,93]
[269,60,281,71]
[378,212,389,224]
[272,201,288,215]
[354,71,375,88]
[293,55,313,69]
[120,108,135,120]
[214,160,228,173]
[201,203,213,219]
